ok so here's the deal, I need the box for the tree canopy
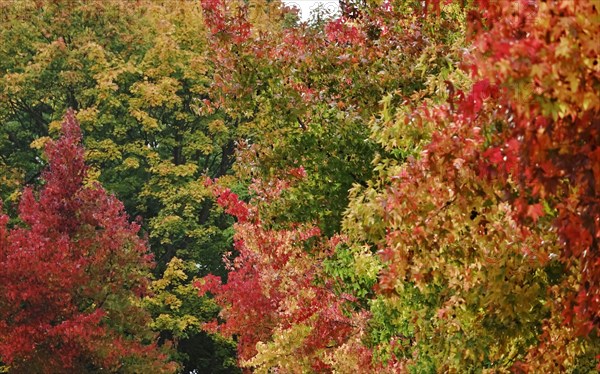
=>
[1,0,599,372]
[0,111,176,373]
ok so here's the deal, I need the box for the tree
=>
[0,1,249,369]
[344,0,600,371]
[217,0,463,236]
[463,0,600,370]
[0,111,176,373]
[197,176,375,372]
[0,0,235,277]
[196,1,470,371]
[143,257,239,373]
[199,0,600,371]
[4,0,597,371]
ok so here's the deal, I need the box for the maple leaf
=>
[526,203,544,223]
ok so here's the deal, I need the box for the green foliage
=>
[4,0,599,372]
[0,0,240,370]
[0,0,237,273]
[144,257,239,373]
[322,244,381,301]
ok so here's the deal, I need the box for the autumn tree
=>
[212,0,465,235]
[199,0,600,372]
[197,175,377,372]
[344,0,600,371]
[196,0,470,371]
[464,0,600,370]
[4,0,598,372]
[0,111,176,373]
[0,1,249,369]
[0,0,234,276]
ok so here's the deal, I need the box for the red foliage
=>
[468,0,600,338]
[378,0,599,368]
[325,19,365,45]
[196,177,363,370]
[0,111,175,372]
[200,0,251,43]
[214,187,250,223]
[198,0,599,369]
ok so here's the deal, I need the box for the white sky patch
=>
[282,0,340,21]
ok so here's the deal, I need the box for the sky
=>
[282,0,340,21]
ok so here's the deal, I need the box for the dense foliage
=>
[1,0,599,372]
[198,0,600,372]
[0,0,242,370]
[0,112,175,373]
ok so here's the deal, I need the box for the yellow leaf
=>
[30,136,51,150]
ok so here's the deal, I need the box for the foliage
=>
[222,0,466,237]
[0,1,245,370]
[0,112,176,373]
[3,0,599,372]
[344,0,600,371]
[199,0,600,372]
[197,176,375,372]
[196,2,471,371]
[467,0,600,369]
[0,0,237,274]
[144,257,239,373]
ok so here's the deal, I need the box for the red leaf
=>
[526,203,544,223]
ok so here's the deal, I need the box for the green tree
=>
[0,0,235,275]
[0,0,243,370]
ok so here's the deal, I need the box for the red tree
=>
[373,0,600,370]
[0,111,176,373]
[472,0,600,334]
[469,1,600,369]
[196,176,376,372]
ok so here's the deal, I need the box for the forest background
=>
[0,0,599,373]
